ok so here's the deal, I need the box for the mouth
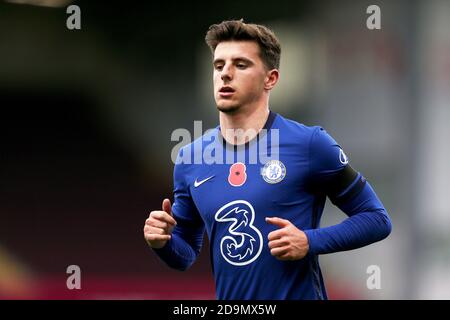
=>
[218,86,235,98]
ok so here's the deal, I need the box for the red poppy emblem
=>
[228,162,247,187]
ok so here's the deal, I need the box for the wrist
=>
[303,229,316,255]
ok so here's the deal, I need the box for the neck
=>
[219,102,270,145]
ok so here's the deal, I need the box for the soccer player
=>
[143,20,392,299]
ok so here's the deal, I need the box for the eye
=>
[236,63,247,69]
[214,64,224,71]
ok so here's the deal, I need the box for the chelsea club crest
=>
[261,160,286,184]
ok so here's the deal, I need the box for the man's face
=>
[213,41,269,113]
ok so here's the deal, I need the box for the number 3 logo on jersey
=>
[214,200,263,266]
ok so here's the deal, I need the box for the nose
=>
[221,63,233,82]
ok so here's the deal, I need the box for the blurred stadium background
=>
[1,0,449,299]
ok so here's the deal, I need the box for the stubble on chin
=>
[216,103,241,114]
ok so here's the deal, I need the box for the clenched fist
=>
[144,198,177,249]
[266,217,309,260]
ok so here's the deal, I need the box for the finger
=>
[147,226,167,235]
[266,217,291,228]
[276,252,293,261]
[268,229,285,241]
[162,198,173,217]
[143,224,166,234]
[145,217,157,226]
[147,219,169,230]
[150,211,177,226]
[144,233,171,242]
[270,246,290,257]
[268,238,289,249]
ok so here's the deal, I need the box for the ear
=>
[264,69,279,91]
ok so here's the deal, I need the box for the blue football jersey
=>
[154,111,391,300]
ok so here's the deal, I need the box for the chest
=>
[189,150,310,225]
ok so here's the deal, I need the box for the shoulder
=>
[273,112,323,145]
[309,126,339,149]
[308,127,349,173]
[274,113,346,168]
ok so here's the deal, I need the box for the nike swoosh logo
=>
[194,175,214,187]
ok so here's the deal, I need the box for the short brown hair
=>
[205,19,281,70]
